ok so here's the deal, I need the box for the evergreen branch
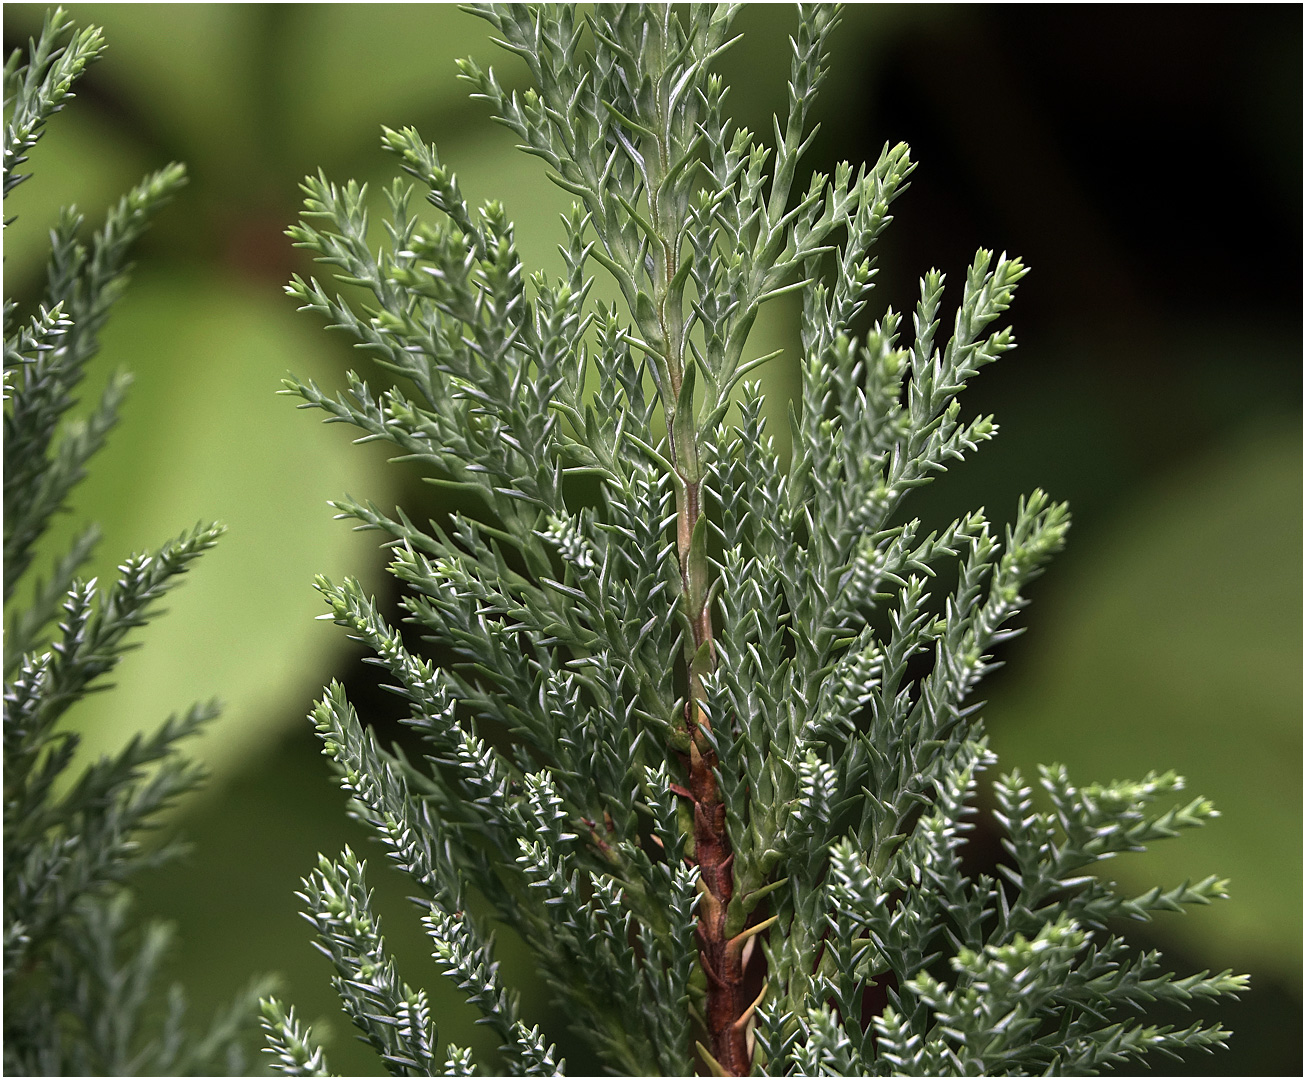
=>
[5,154,188,598]
[2,7,104,197]
[4,523,224,754]
[424,905,565,1076]
[299,849,441,1077]
[280,5,1248,1076]
[3,11,260,1073]
[260,998,332,1077]
[3,370,131,598]
[309,683,469,905]
[443,1043,478,1076]
[4,520,99,677]
[3,700,215,979]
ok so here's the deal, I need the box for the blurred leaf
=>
[37,3,256,169]
[38,269,393,788]
[989,421,1302,980]
[281,4,504,167]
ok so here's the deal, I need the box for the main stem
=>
[670,422,749,1075]
[634,25,748,1066]
[676,478,746,1078]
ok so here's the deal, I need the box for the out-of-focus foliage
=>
[18,269,398,782]
[3,2,396,784]
[3,10,268,1072]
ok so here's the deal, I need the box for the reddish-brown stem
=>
[687,731,749,1075]
[674,468,747,1073]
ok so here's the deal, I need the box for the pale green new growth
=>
[268,3,1246,1075]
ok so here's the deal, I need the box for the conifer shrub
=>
[256,3,1246,1075]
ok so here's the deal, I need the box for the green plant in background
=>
[263,3,1248,1075]
[3,11,267,1074]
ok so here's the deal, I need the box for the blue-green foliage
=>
[3,10,266,1074]
[266,4,1246,1075]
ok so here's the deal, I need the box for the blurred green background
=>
[4,4,1300,1075]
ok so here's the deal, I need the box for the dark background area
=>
[5,4,1301,1075]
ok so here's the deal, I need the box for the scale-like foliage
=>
[267,4,1246,1075]
[3,10,268,1074]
